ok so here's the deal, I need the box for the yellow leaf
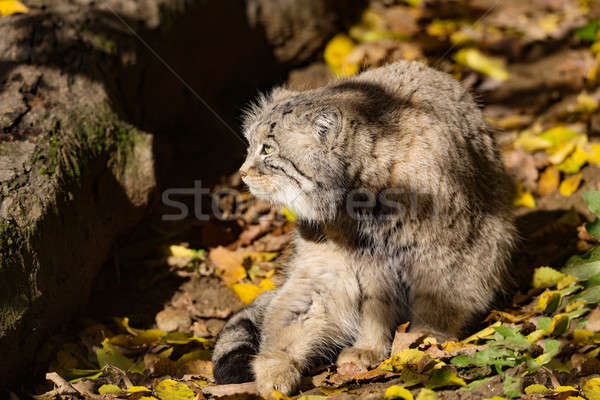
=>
[565,300,586,312]
[589,143,600,165]
[583,378,600,400]
[538,166,560,195]
[539,14,559,34]
[320,387,348,395]
[128,386,151,393]
[539,126,579,147]
[98,384,124,395]
[575,92,599,113]
[514,131,551,152]
[558,146,590,174]
[453,48,509,81]
[527,329,546,343]
[154,379,195,400]
[559,173,583,197]
[462,321,501,343]
[573,329,599,344]
[524,384,552,395]
[231,283,263,305]
[169,245,195,258]
[324,34,359,78]
[272,390,293,400]
[0,0,28,16]
[513,183,536,209]
[223,266,247,285]
[385,385,414,400]
[532,266,565,289]
[555,386,578,393]
[415,388,438,400]
[281,207,298,222]
[244,252,279,263]
[548,141,576,165]
[548,313,570,336]
[259,278,276,291]
[557,274,578,289]
[534,290,561,314]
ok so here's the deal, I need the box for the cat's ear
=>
[313,107,342,145]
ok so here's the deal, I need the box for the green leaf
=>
[537,317,552,331]
[583,191,600,214]
[586,220,600,239]
[563,248,600,280]
[575,19,599,42]
[577,286,600,304]
[98,384,124,395]
[459,377,492,391]
[426,368,466,389]
[535,339,560,366]
[492,326,530,350]
[502,374,521,398]
[62,368,103,382]
[451,354,472,367]
[96,342,134,371]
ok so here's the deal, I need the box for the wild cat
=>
[212,61,515,397]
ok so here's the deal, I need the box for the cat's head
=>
[240,88,346,222]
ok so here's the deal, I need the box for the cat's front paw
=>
[336,346,387,370]
[253,351,302,398]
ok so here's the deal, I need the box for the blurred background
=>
[2,0,600,398]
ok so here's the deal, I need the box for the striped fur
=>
[213,61,516,397]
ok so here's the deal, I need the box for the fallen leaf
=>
[154,379,195,400]
[559,173,583,197]
[415,388,438,400]
[513,183,536,209]
[454,48,509,81]
[98,384,124,395]
[96,340,134,371]
[532,266,565,289]
[0,0,28,16]
[426,368,466,389]
[558,146,590,174]
[583,377,600,400]
[537,166,560,195]
[231,283,263,305]
[280,207,297,222]
[524,384,551,395]
[534,290,561,314]
[385,385,414,399]
[324,34,359,77]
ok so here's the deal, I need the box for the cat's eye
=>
[261,144,274,155]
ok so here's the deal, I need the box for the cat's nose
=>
[240,170,247,178]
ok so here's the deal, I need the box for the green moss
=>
[37,115,139,179]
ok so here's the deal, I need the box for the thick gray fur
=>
[212,61,516,397]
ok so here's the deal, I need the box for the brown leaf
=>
[391,329,428,355]
[585,307,600,332]
[201,382,258,397]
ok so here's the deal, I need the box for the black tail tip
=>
[213,349,255,384]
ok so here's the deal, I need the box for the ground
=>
[5,0,600,399]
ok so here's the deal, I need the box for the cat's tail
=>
[212,290,276,384]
